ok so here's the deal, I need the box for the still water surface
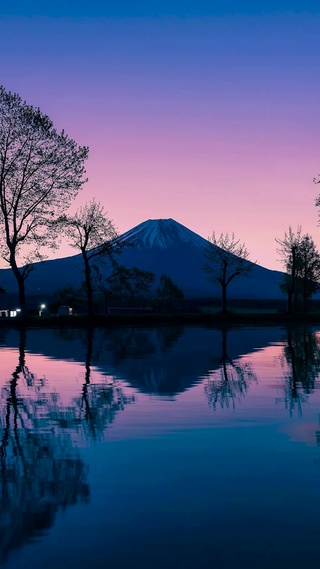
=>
[1,325,320,568]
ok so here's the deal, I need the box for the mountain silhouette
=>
[3,326,285,397]
[0,218,283,299]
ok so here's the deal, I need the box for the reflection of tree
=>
[157,326,184,353]
[0,328,89,564]
[76,326,135,441]
[0,326,134,563]
[278,326,320,416]
[106,327,156,364]
[104,326,184,366]
[46,327,135,443]
[204,328,256,410]
[105,326,188,395]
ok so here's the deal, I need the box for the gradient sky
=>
[1,1,320,269]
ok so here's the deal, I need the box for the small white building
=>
[0,309,20,318]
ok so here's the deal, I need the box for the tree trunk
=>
[220,264,228,314]
[303,276,308,313]
[10,255,26,313]
[85,326,93,384]
[291,246,296,313]
[286,327,298,402]
[18,327,26,369]
[221,283,227,314]
[221,328,229,381]
[104,293,109,314]
[82,249,93,317]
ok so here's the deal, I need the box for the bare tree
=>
[276,227,320,312]
[59,199,119,316]
[0,85,88,311]
[203,232,254,314]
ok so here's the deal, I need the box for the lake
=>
[1,324,320,568]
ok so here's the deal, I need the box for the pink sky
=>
[1,13,320,270]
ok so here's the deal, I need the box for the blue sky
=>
[1,1,320,270]
[1,0,320,17]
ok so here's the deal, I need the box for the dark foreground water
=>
[1,325,320,568]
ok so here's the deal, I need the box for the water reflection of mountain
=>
[4,326,285,396]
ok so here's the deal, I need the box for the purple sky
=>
[1,3,320,269]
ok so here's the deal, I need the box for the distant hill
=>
[0,218,284,299]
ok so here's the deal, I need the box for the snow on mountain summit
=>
[120,218,207,250]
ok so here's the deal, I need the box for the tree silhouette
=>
[156,274,184,311]
[73,326,135,442]
[107,264,155,307]
[277,326,320,416]
[105,326,156,365]
[204,328,256,410]
[0,329,89,563]
[276,227,320,313]
[203,232,254,314]
[100,326,189,395]
[276,225,320,313]
[0,85,88,312]
[58,199,119,316]
[0,326,135,562]
[157,326,185,352]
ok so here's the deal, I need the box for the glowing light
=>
[39,304,46,316]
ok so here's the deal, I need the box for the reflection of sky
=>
[1,3,320,269]
[0,345,179,418]
[4,330,320,569]
[2,324,320,568]
[0,348,114,406]
[1,327,320,444]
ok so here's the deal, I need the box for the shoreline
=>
[1,312,320,328]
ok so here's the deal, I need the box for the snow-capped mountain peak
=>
[120,218,207,251]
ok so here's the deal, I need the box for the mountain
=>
[110,218,284,299]
[0,218,284,299]
[120,218,207,251]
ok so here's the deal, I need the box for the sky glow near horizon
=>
[1,2,320,270]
